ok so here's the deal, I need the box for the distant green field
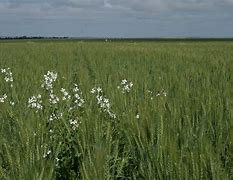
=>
[0,40,233,179]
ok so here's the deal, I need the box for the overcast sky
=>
[0,0,233,37]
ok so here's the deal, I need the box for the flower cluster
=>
[43,149,52,158]
[91,87,116,119]
[60,88,71,101]
[49,93,60,105]
[28,94,43,111]
[69,118,80,131]
[1,67,14,87]
[49,112,63,122]
[72,83,85,108]
[41,71,58,91]
[118,79,133,93]
[156,89,167,97]
[0,94,7,103]
[40,71,60,105]
[9,101,15,106]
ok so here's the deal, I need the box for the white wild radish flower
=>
[91,87,103,94]
[119,79,133,93]
[28,94,43,111]
[41,71,58,91]
[69,118,80,130]
[1,69,6,73]
[156,89,167,97]
[73,83,80,92]
[91,87,116,119]
[0,94,7,103]
[136,114,140,119]
[49,113,63,121]
[108,111,116,119]
[43,149,52,158]
[49,114,54,121]
[90,88,96,94]
[1,67,14,87]
[60,88,71,101]
[97,87,102,93]
[49,93,59,105]
[49,129,53,133]
[9,101,15,106]
[121,79,127,85]
[72,84,85,108]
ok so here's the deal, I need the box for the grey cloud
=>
[108,0,232,12]
[0,0,232,24]
[1,0,233,11]
[0,0,233,37]
[1,0,233,18]
[60,0,233,11]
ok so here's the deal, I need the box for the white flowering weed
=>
[91,87,116,119]
[118,79,133,93]
[0,94,7,103]
[41,71,58,91]
[72,83,85,108]
[60,88,71,101]
[1,67,14,87]
[28,94,43,112]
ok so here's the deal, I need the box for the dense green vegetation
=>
[0,40,233,179]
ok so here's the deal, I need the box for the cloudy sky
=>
[0,0,233,37]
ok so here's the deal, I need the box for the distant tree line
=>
[1,36,233,41]
[0,36,68,40]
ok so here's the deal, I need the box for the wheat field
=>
[0,40,233,179]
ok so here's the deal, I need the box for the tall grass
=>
[0,40,233,179]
